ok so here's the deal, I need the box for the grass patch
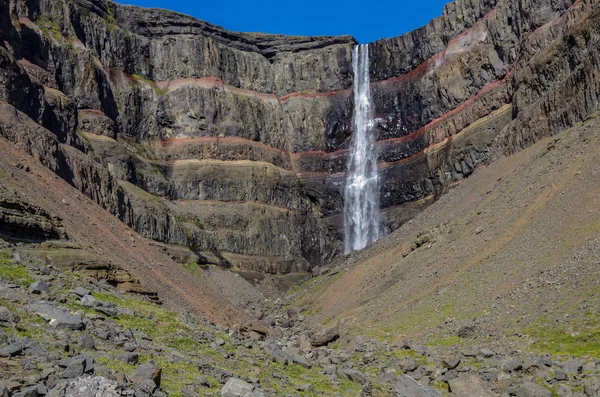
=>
[183,261,199,273]
[97,356,137,375]
[264,362,361,396]
[525,315,600,357]
[0,251,34,286]
[131,74,166,96]
[426,335,462,348]
[151,354,207,397]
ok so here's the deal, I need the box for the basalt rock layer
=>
[0,0,599,272]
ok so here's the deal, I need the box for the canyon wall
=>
[0,0,598,272]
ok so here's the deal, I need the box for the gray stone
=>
[290,353,311,368]
[287,306,300,322]
[0,306,20,326]
[583,384,596,396]
[555,384,573,397]
[442,356,461,370]
[555,370,568,381]
[339,368,366,384]
[562,359,582,375]
[221,378,266,397]
[399,357,418,372]
[197,375,209,387]
[64,376,119,397]
[0,342,22,357]
[502,358,523,372]
[460,348,479,357]
[516,382,552,397]
[392,374,440,397]
[28,281,50,295]
[0,383,7,397]
[457,324,477,338]
[77,334,95,350]
[73,287,90,297]
[0,283,27,303]
[448,374,495,397]
[96,305,118,317]
[310,324,340,347]
[62,361,85,379]
[80,295,98,308]
[479,348,495,358]
[138,379,157,394]
[323,364,337,375]
[131,361,161,387]
[12,385,42,397]
[31,301,84,330]
[117,352,139,365]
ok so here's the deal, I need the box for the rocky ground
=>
[2,237,600,397]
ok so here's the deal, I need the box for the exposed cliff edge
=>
[0,0,599,274]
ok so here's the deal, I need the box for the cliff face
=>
[0,0,599,273]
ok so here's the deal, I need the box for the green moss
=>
[426,335,462,348]
[102,0,118,32]
[91,291,124,304]
[264,362,361,396]
[97,355,137,375]
[0,252,35,286]
[183,261,199,273]
[150,354,206,397]
[525,315,600,357]
[167,336,226,360]
[131,74,166,96]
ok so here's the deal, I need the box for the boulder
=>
[31,301,84,330]
[338,368,366,384]
[442,356,461,370]
[479,348,495,358]
[73,287,90,297]
[0,283,27,303]
[516,382,552,397]
[131,361,162,387]
[0,342,22,357]
[448,374,495,397]
[77,334,95,350]
[392,374,440,397]
[62,361,85,379]
[221,378,266,397]
[28,281,50,295]
[64,376,119,397]
[310,324,340,347]
[502,358,523,372]
[12,384,46,397]
[0,306,20,326]
[117,352,139,365]
[562,359,582,375]
[287,306,300,322]
[80,295,98,308]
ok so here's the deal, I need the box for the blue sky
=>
[117,0,452,43]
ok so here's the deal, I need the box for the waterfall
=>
[343,44,381,254]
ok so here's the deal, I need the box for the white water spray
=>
[343,44,381,253]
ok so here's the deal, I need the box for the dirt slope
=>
[298,112,600,343]
[0,136,260,330]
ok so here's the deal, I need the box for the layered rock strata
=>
[0,0,598,272]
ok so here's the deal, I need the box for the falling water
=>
[343,44,381,254]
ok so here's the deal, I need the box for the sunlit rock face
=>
[0,0,599,271]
